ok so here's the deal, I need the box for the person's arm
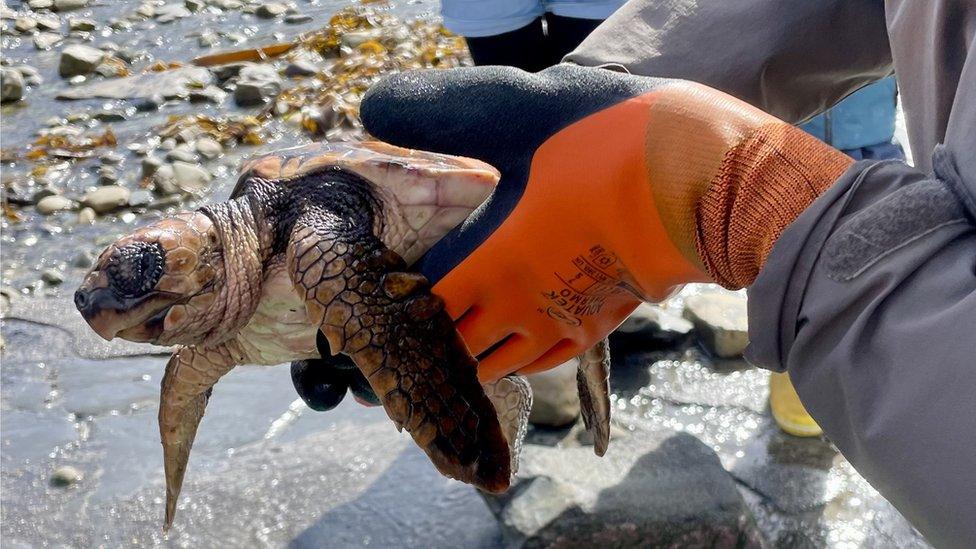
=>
[565,0,893,123]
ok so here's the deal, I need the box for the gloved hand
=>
[353,64,852,382]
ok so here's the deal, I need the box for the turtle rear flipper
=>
[577,339,612,456]
[484,375,532,478]
[287,214,511,492]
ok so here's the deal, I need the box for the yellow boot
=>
[769,372,823,437]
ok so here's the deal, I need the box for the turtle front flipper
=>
[287,215,511,493]
[577,339,612,456]
[159,344,240,530]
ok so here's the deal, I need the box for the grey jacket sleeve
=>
[746,154,976,548]
[565,0,892,123]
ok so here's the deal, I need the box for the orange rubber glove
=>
[359,64,852,382]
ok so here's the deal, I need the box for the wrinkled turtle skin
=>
[73,141,612,530]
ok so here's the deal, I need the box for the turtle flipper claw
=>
[288,219,512,492]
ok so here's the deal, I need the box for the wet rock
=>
[683,293,749,358]
[127,189,153,207]
[98,41,120,52]
[134,3,155,18]
[154,3,191,23]
[41,268,64,285]
[234,63,282,106]
[53,0,89,10]
[194,137,223,159]
[184,0,204,12]
[27,0,54,9]
[171,161,212,192]
[132,94,163,111]
[92,109,127,122]
[211,61,248,82]
[15,65,42,86]
[165,146,198,163]
[14,17,37,33]
[188,85,226,103]
[36,14,62,30]
[284,59,318,77]
[97,166,118,185]
[485,430,763,547]
[76,207,96,224]
[141,155,162,178]
[99,151,124,165]
[33,32,62,50]
[108,18,131,31]
[341,29,383,49]
[50,465,83,486]
[67,17,96,31]
[285,13,312,24]
[159,138,177,151]
[527,360,580,428]
[71,249,95,268]
[82,185,130,214]
[59,44,104,77]
[198,29,219,47]
[36,195,78,214]
[1,68,25,103]
[32,186,59,202]
[255,2,285,18]
[613,303,693,351]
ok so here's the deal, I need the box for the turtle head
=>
[74,212,223,345]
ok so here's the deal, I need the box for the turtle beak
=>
[74,273,122,340]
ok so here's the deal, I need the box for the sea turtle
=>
[72,141,612,529]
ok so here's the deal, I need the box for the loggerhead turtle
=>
[72,141,612,529]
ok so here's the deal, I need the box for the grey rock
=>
[188,85,226,103]
[254,2,285,18]
[194,137,223,159]
[127,189,153,207]
[132,94,163,111]
[32,186,59,202]
[526,360,580,427]
[98,41,120,52]
[82,185,130,214]
[40,268,64,285]
[284,13,312,24]
[683,292,749,358]
[99,151,124,165]
[36,195,78,215]
[35,14,62,30]
[184,0,204,11]
[134,3,155,18]
[165,146,198,163]
[33,32,62,50]
[27,0,54,8]
[485,430,763,547]
[340,29,382,49]
[68,17,96,31]
[152,164,178,194]
[14,65,42,86]
[50,465,83,486]
[171,161,212,192]
[76,207,96,224]
[92,109,127,122]
[53,0,89,10]
[211,61,248,82]
[108,18,131,31]
[97,166,118,185]
[614,303,693,350]
[71,250,95,268]
[141,155,162,178]
[284,59,318,77]
[233,63,282,106]
[159,138,177,151]
[198,29,219,47]
[154,3,191,23]
[14,17,37,33]
[59,44,104,77]
[1,68,25,103]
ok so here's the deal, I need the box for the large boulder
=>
[485,429,764,547]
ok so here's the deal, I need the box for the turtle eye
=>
[105,242,166,298]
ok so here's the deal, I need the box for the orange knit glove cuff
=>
[695,123,854,289]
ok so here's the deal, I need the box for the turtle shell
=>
[233,141,500,213]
